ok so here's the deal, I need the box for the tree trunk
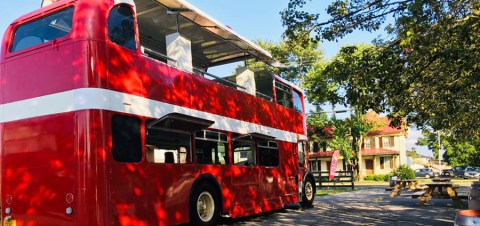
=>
[357,135,364,182]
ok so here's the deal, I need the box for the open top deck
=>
[135,0,272,70]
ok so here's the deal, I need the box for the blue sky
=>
[0,0,431,157]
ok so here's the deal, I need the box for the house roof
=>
[309,152,335,158]
[309,148,399,158]
[361,148,400,156]
[365,111,406,135]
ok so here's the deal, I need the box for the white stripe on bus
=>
[0,88,307,143]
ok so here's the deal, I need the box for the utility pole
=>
[437,131,442,170]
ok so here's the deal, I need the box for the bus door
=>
[257,140,282,210]
[228,135,260,216]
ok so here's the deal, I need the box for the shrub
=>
[363,173,394,182]
[394,165,416,179]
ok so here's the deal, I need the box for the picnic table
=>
[418,182,462,207]
[390,179,421,197]
[431,178,451,182]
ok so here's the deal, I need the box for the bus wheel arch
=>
[189,174,222,225]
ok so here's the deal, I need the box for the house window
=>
[312,142,320,153]
[390,136,395,147]
[364,138,371,148]
[380,157,391,169]
[383,137,390,147]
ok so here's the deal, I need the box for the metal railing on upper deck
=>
[140,46,274,102]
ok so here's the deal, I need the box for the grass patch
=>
[316,187,361,196]
[356,181,389,185]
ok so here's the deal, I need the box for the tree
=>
[329,118,355,164]
[443,141,480,167]
[282,0,480,141]
[246,39,323,83]
[417,130,480,167]
[307,109,375,181]
[346,112,375,181]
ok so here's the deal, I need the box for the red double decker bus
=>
[0,0,315,225]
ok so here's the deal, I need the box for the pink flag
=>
[329,150,340,181]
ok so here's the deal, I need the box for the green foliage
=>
[307,110,329,142]
[394,165,416,180]
[346,113,375,152]
[416,130,480,167]
[443,139,480,167]
[364,173,394,182]
[282,0,480,141]
[246,39,322,83]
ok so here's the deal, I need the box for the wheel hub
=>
[197,191,214,222]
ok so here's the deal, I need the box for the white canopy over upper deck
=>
[133,0,272,69]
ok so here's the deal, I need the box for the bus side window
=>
[232,135,255,166]
[258,141,279,167]
[108,5,136,50]
[10,7,74,52]
[297,141,306,168]
[195,130,229,165]
[275,81,292,108]
[145,121,191,164]
[111,115,142,162]
[293,90,304,113]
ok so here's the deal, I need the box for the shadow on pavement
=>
[221,187,467,225]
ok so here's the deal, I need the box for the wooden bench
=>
[312,171,355,190]
[411,191,427,198]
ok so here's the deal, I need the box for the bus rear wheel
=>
[190,183,220,226]
[301,177,315,208]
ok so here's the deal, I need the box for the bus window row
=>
[111,115,279,167]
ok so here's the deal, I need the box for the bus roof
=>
[137,0,273,68]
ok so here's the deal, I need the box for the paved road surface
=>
[222,187,467,225]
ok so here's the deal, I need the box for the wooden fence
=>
[312,170,355,190]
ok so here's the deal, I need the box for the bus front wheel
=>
[190,183,220,226]
[301,177,315,208]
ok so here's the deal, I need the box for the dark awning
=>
[147,113,214,132]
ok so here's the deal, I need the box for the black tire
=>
[190,182,220,226]
[301,177,315,208]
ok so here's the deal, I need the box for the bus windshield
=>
[11,7,74,52]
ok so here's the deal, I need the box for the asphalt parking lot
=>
[222,186,468,225]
